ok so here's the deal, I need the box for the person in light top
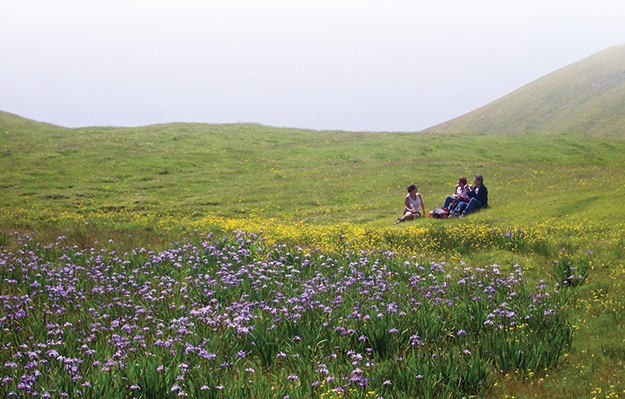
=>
[442,176,470,212]
[452,174,489,217]
[394,183,426,224]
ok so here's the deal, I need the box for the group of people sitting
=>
[442,174,489,217]
[394,174,488,224]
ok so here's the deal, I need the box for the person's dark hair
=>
[407,184,417,193]
[459,176,467,185]
[474,174,484,183]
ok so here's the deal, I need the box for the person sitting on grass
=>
[442,176,470,212]
[395,183,426,224]
[451,174,488,217]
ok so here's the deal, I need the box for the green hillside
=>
[425,44,625,138]
[2,110,624,233]
[1,108,625,399]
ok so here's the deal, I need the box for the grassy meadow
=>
[1,112,625,398]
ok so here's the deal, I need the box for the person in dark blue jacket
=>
[452,174,488,217]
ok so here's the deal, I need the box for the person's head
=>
[407,184,418,193]
[458,176,467,186]
[473,174,484,186]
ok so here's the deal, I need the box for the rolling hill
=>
[2,45,625,399]
[424,44,625,138]
[1,44,625,229]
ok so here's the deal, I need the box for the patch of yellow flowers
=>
[5,206,621,259]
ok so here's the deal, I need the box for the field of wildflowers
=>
[2,119,624,398]
[1,229,578,398]
[1,216,625,398]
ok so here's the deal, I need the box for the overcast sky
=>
[1,0,624,132]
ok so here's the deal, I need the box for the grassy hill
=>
[2,110,624,233]
[425,44,625,138]
[1,109,625,398]
[2,43,625,398]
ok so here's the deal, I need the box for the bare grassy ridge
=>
[425,44,625,139]
[1,111,625,398]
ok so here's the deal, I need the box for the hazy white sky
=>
[1,0,624,131]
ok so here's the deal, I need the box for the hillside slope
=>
[2,107,625,229]
[424,44,625,138]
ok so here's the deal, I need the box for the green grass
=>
[1,111,625,398]
[2,112,624,228]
